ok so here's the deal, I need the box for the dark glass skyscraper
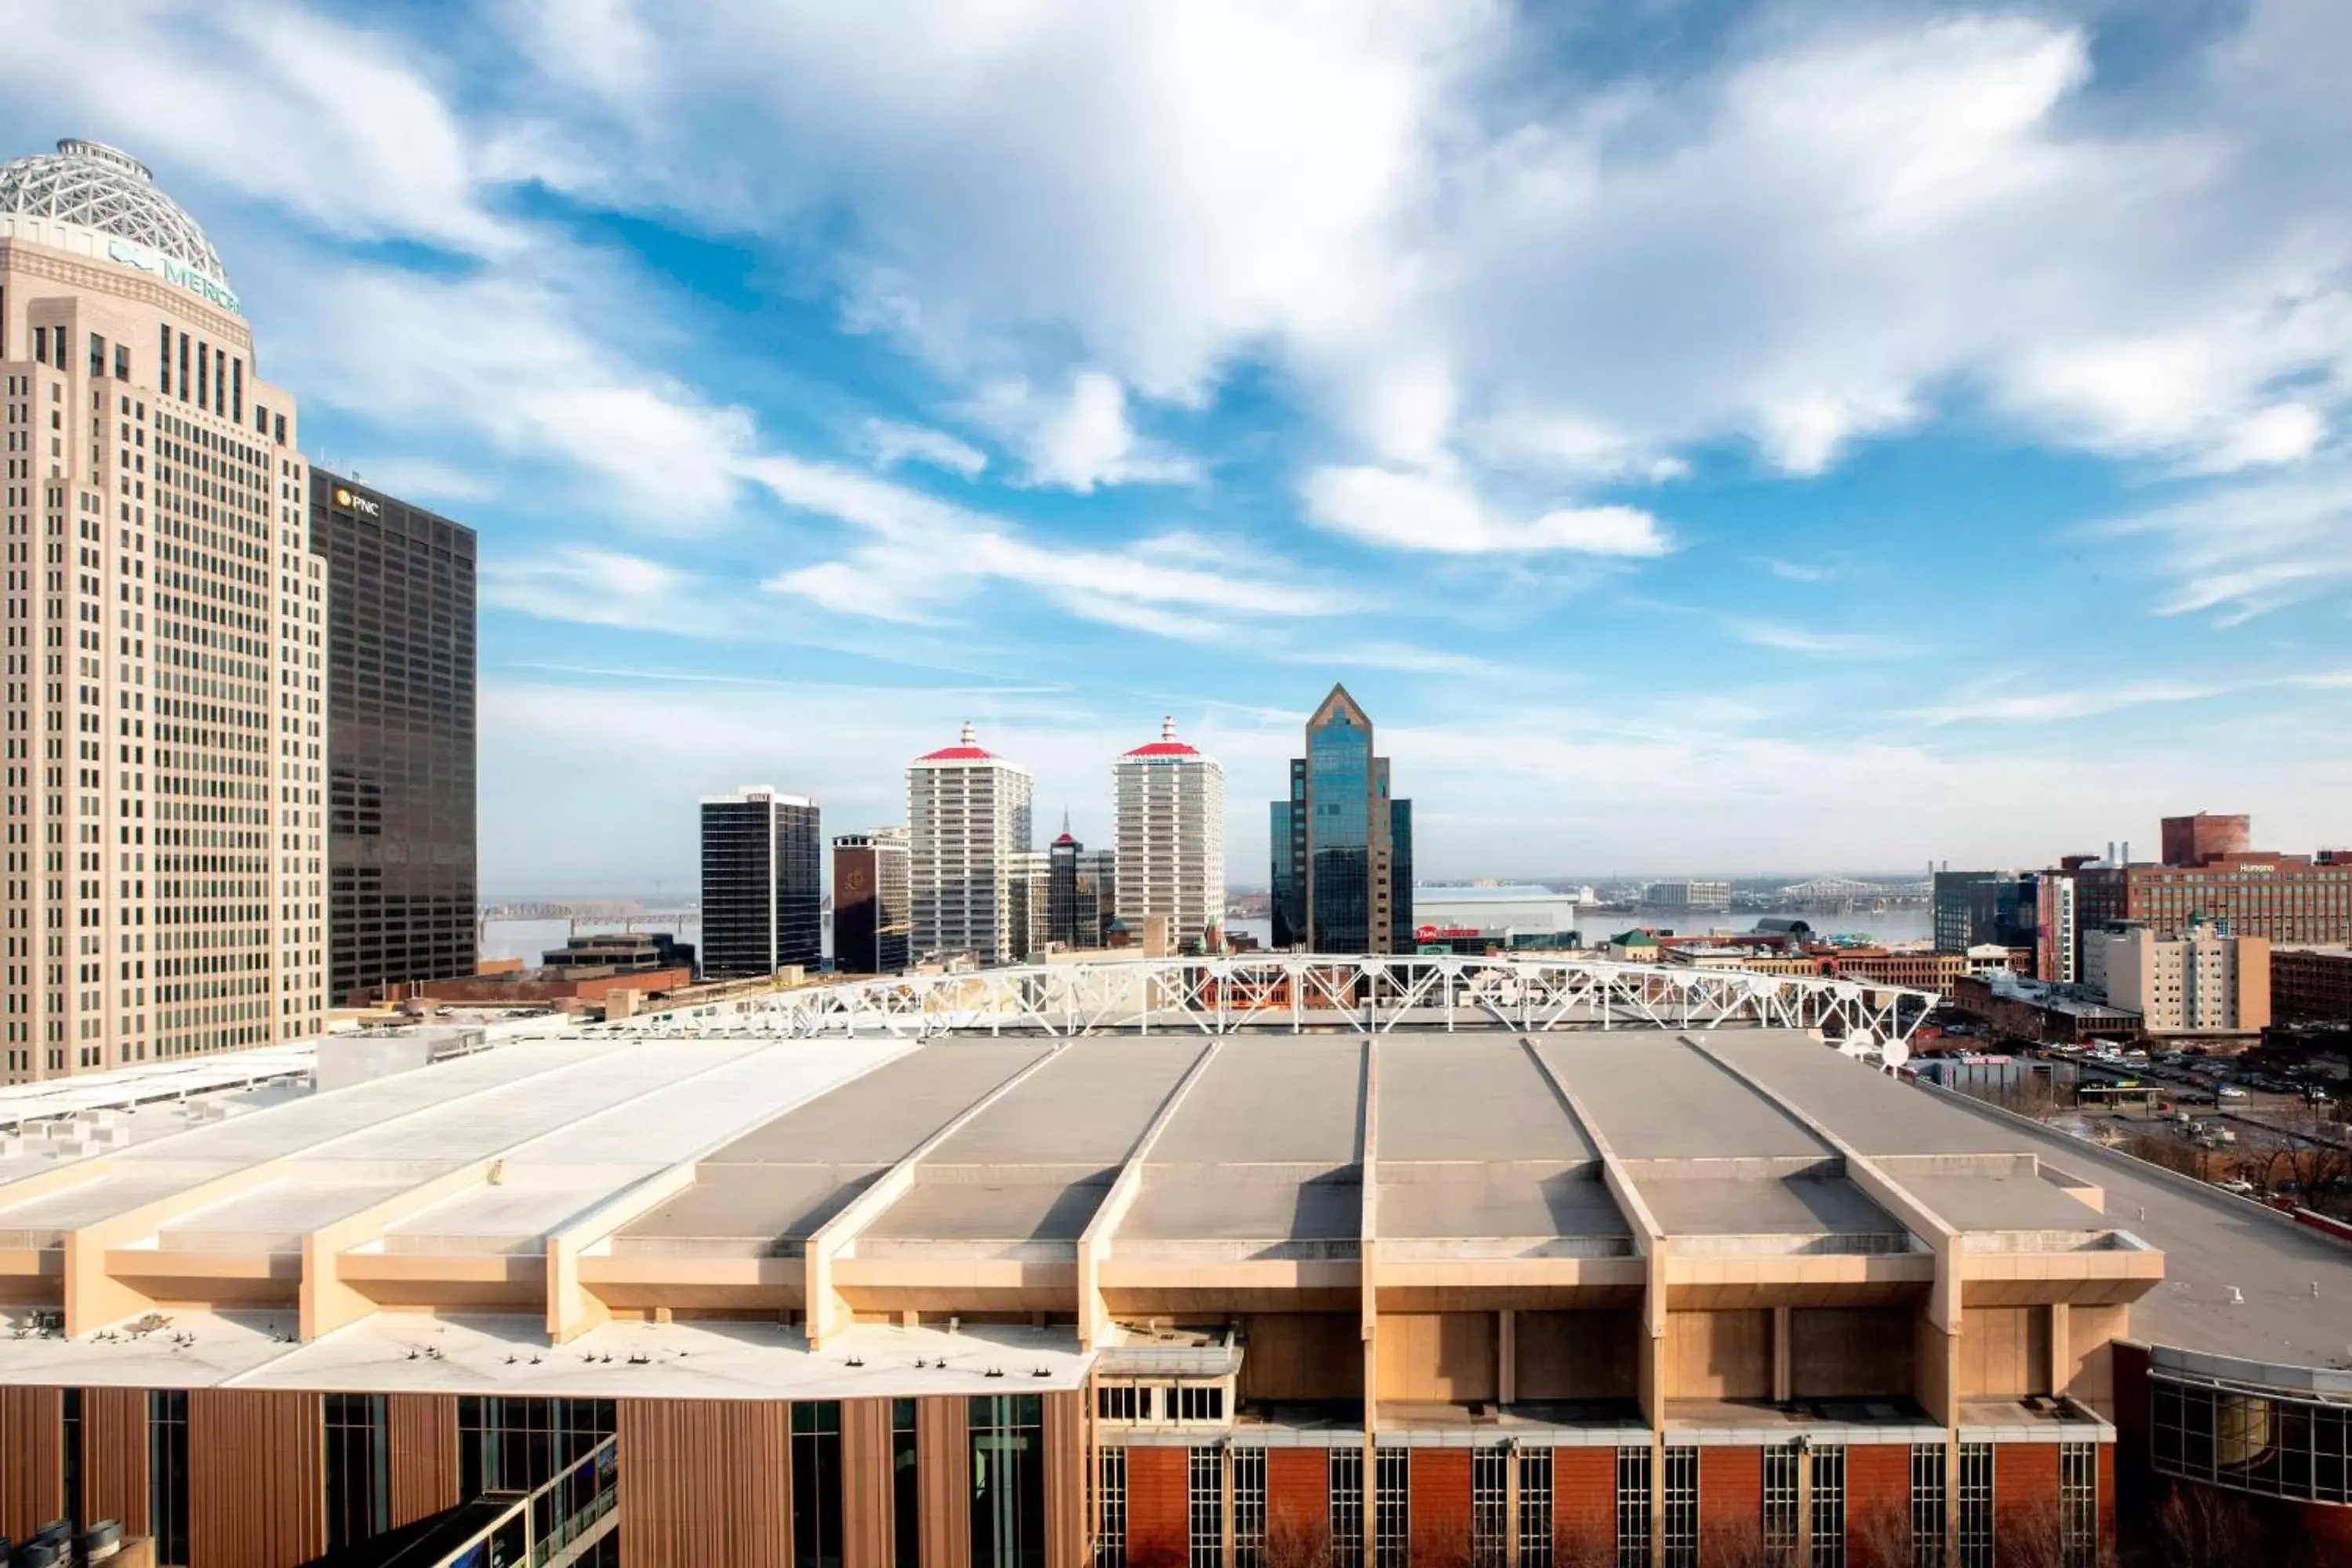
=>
[1269,684,1413,953]
[1046,826,1116,949]
[310,470,477,1003]
[701,787,822,978]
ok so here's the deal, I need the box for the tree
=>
[1261,1510,1331,1568]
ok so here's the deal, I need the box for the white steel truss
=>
[613,954,1933,1045]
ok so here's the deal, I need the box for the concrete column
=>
[2049,1302,2071,1399]
[1499,1310,1518,1406]
[1773,1305,1794,1403]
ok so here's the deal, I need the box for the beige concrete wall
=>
[1664,1308,1771,1399]
[1240,1312,1364,1403]
[1790,1306,1915,1398]
[1375,1312,1497,1403]
[1957,1305,2052,1399]
[1515,1308,1639,1402]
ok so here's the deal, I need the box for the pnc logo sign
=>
[332,487,382,517]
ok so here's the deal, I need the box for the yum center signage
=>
[106,236,243,317]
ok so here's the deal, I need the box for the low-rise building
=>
[2271,946,2352,1024]
[1951,971,2144,1045]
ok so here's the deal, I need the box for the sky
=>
[8,0,2350,895]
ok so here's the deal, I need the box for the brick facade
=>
[1555,1447,1618,1563]
[1126,1444,1189,1568]
[1267,1447,1330,1546]
[1846,1445,1913,1568]
[1698,1446,1760,1537]
[1994,1443,2060,1565]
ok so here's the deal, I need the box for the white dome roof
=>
[0,139,229,286]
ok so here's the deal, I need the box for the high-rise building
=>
[2088,924,2270,1037]
[1269,684,1412,953]
[908,723,1033,964]
[1933,870,2038,955]
[699,786,820,978]
[1114,716,1222,954]
[308,470,475,1003]
[0,139,325,1079]
[1645,880,1731,914]
[831,829,910,975]
[1047,823,1116,949]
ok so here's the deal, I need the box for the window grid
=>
[1095,1448,1127,1568]
[1330,1449,1365,1568]
[1616,1446,1653,1568]
[2151,1376,2349,1505]
[1957,1443,1994,1568]
[1472,1447,1510,1568]
[1190,1447,1224,1568]
[1908,1444,1946,1568]
[895,1399,921,1568]
[1518,1448,1554,1568]
[1235,1446,1267,1568]
[1661,1446,1698,1568]
[2059,1442,2098,1568]
[1764,1445,1802,1559]
[1374,1448,1410,1568]
[1808,1446,1845,1568]
[323,1392,390,1552]
[149,1389,190,1568]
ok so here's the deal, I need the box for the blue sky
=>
[10,0,2350,893]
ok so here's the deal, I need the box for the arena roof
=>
[0,1011,2341,1406]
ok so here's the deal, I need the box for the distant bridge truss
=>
[612,954,1933,1045]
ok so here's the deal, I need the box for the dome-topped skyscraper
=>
[1116,715,1225,953]
[0,138,324,1080]
[0,139,233,287]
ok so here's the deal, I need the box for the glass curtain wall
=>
[970,1395,1045,1568]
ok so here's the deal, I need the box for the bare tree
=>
[1262,1510,1331,1568]
[2140,1484,2266,1568]
[1846,1497,1914,1568]
[1555,1519,1617,1568]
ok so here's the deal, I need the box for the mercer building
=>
[0,955,2342,1565]
[0,140,325,1081]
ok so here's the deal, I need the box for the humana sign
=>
[106,237,242,318]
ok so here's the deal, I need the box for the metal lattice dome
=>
[0,139,229,286]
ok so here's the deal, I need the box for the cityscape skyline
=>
[2,4,2347,896]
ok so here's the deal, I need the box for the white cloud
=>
[2101,460,2352,625]
[1761,558,1833,584]
[482,546,710,633]
[857,418,988,478]
[0,0,515,257]
[1301,464,1669,556]
[746,454,1349,628]
[970,371,1200,492]
[1903,681,2233,727]
[1726,620,1911,659]
[278,265,757,525]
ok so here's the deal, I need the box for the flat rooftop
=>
[0,1020,2343,1388]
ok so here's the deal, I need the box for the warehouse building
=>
[0,956,2344,1565]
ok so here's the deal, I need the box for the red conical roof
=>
[1123,714,1199,757]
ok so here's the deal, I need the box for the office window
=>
[1957,1444,1994,1568]
[1765,1443,1802,1558]
[895,1399,921,1568]
[1615,1446,1652,1568]
[1518,1448,1554,1568]
[459,1397,617,1496]
[2059,1443,2097,1568]
[1374,1448,1409,1568]
[196,340,207,408]
[1809,1446,1845,1568]
[792,1402,843,1568]
[89,334,106,380]
[1661,1445,1697,1568]
[1178,1385,1225,1424]
[150,1389,190,1567]
[63,1387,84,1533]
[1235,1446,1266,1568]
[1909,1445,1946,1568]
[1098,1385,1149,1423]
[1189,1447,1224,1568]
[970,1396,1045,1568]
[1472,1447,1509,1568]
[33,326,46,365]
[115,344,129,381]
[1096,1447,1127,1568]
[178,333,190,402]
[324,1393,390,1551]
[232,358,243,422]
[1330,1448,1365,1567]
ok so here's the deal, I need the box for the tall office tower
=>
[0,140,325,1080]
[1114,716,1224,954]
[1046,822,1117,949]
[308,470,475,1002]
[699,786,821,978]
[832,828,909,975]
[908,722,1033,965]
[1269,684,1413,953]
[2161,812,2249,867]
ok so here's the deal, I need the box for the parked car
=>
[2218,1085,2249,1100]
[2216,1178,2258,1196]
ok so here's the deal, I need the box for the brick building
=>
[2271,946,2352,1024]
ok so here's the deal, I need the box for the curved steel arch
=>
[612,953,1933,1044]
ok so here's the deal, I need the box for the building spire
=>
[960,719,977,748]
[1162,713,1177,743]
